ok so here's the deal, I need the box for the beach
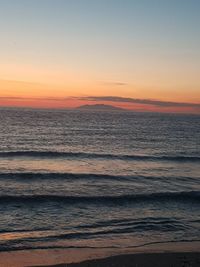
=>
[0,241,199,266]
[48,252,200,267]
[1,0,200,266]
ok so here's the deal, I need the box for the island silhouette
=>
[76,104,125,111]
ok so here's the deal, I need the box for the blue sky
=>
[0,0,199,111]
[1,0,199,65]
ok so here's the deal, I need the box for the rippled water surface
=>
[0,107,199,251]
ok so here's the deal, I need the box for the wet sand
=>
[0,241,200,267]
[44,252,200,267]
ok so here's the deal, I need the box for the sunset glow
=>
[0,0,199,113]
[0,2,200,265]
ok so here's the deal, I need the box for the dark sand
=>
[0,241,199,267]
[37,252,200,267]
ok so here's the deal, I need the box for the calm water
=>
[0,107,199,251]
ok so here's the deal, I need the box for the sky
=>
[0,0,200,113]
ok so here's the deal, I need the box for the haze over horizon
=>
[0,2,200,264]
[0,0,200,113]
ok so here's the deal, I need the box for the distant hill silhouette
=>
[76,104,125,111]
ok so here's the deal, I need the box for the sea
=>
[0,107,199,252]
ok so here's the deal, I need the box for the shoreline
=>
[39,252,200,267]
[0,241,199,267]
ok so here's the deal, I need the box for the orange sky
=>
[0,1,200,114]
[0,75,199,114]
[0,77,199,114]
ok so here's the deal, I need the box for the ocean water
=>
[0,107,199,252]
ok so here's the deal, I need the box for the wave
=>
[0,172,132,181]
[0,217,183,234]
[0,239,200,252]
[6,223,185,243]
[77,217,185,230]
[0,150,199,162]
[0,191,199,204]
[0,172,197,184]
